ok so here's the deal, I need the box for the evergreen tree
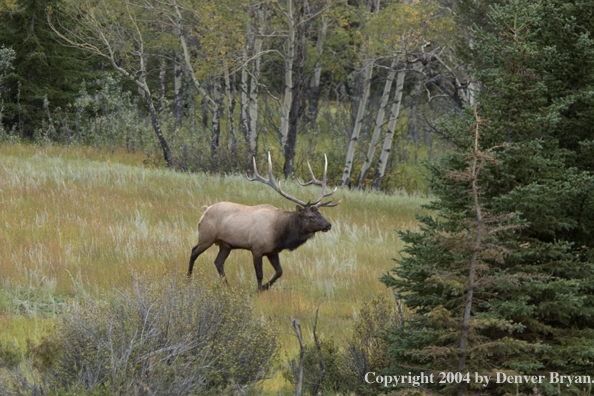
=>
[0,0,94,138]
[381,1,594,395]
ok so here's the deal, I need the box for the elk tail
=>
[201,205,209,211]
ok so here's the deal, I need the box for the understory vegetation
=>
[1,276,277,396]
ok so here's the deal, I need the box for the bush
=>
[282,294,403,396]
[341,294,402,395]
[282,337,347,395]
[1,276,277,396]
[0,341,22,370]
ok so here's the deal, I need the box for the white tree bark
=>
[239,39,249,143]
[372,70,405,191]
[341,57,374,187]
[223,59,237,154]
[308,16,328,124]
[278,0,295,151]
[211,78,222,159]
[248,48,262,159]
[158,56,167,113]
[357,56,399,188]
[173,52,183,126]
[246,6,267,159]
[341,0,380,187]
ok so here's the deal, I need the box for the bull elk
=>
[188,153,339,291]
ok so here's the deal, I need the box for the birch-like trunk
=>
[371,70,405,191]
[246,6,267,160]
[158,57,167,113]
[307,16,328,124]
[283,0,307,178]
[223,59,237,155]
[211,78,222,160]
[248,59,261,160]
[341,58,373,187]
[357,57,398,189]
[239,40,249,143]
[173,52,183,127]
[141,77,173,167]
[341,0,380,187]
[279,0,295,151]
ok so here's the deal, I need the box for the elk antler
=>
[298,154,340,208]
[246,152,309,207]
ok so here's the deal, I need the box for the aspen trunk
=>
[158,57,167,114]
[279,0,295,151]
[211,78,222,160]
[357,57,398,189]
[371,70,405,191]
[341,0,380,187]
[223,59,237,155]
[239,41,249,143]
[140,77,173,167]
[173,52,183,127]
[248,57,261,160]
[307,16,328,124]
[246,6,267,160]
[284,0,307,178]
[341,58,373,187]
[406,62,423,144]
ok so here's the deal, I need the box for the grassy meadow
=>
[0,144,430,392]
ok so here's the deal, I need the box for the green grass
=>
[0,143,431,392]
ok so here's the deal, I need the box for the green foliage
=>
[67,74,154,150]
[282,337,343,395]
[0,0,95,138]
[0,341,22,370]
[382,0,594,394]
[368,0,451,56]
[340,294,402,395]
[282,295,401,395]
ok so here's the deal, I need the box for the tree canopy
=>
[382,0,594,394]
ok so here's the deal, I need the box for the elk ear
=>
[296,205,304,212]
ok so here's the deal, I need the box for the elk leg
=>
[214,245,231,281]
[252,253,264,291]
[188,240,214,277]
[262,254,283,290]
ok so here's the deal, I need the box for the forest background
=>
[0,0,467,193]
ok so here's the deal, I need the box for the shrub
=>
[340,294,402,395]
[0,341,22,370]
[282,337,347,395]
[1,276,277,396]
[282,294,403,396]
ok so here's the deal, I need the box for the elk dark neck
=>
[274,212,312,252]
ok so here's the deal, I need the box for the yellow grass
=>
[0,143,430,392]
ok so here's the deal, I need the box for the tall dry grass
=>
[0,144,430,391]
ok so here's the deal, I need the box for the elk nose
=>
[324,223,332,232]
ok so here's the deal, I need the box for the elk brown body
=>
[187,153,339,291]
